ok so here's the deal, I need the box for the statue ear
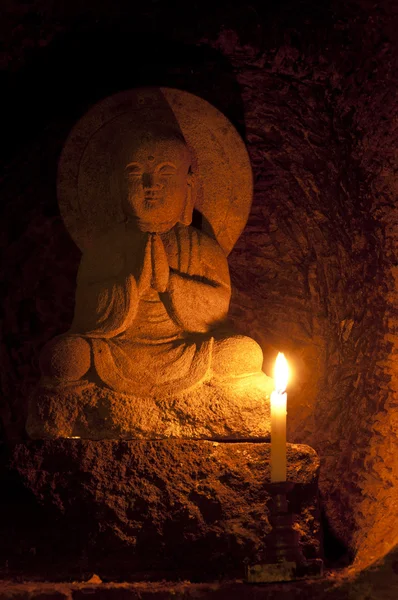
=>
[180,170,194,226]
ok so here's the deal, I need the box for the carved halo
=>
[57,87,253,255]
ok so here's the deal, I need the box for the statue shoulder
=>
[183,226,230,285]
[176,225,229,281]
[190,227,227,262]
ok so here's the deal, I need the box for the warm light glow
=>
[274,352,289,393]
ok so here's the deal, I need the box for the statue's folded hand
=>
[151,233,169,292]
[137,233,169,295]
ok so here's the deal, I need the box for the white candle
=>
[271,352,289,482]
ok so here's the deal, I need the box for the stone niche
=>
[1,0,398,598]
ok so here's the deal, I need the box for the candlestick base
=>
[246,481,323,583]
[246,557,323,583]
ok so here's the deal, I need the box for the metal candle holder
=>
[246,481,323,583]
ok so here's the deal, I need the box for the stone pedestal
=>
[0,441,321,582]
[26,373,273,440]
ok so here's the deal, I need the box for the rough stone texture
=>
[205,4,398,573]
[1,0,398,584]
[27,374,272,440]
[1,441,320,582]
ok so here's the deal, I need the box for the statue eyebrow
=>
[155,162,177,171]
[125,162,142,169]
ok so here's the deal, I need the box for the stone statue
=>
[27,88,273,439]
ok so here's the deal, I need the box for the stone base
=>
[1,440,321,582]
[26,372,274,439]
[246,558,323,583]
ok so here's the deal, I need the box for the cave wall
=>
[1,0,397,572]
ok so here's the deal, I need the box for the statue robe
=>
[70,222,231,396]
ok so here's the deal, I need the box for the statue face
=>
[125,137,191,232]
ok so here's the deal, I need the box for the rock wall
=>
[1,0,397,574]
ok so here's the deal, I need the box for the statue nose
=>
[142,172,162,189]
[142,172,152,188]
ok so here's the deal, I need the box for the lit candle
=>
[271,352,289,482]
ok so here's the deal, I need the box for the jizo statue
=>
[27,88,273,439]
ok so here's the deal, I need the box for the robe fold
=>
[69,222,231,396]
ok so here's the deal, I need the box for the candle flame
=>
[274,352,289,393]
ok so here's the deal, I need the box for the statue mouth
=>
[144,195,163,207]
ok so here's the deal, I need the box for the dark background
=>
[1,0,397,577]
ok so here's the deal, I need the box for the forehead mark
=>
[147,155,155,162]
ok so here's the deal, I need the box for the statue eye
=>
[126,166,142,178]
[157,165,176,177]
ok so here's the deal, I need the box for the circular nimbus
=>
[57,87,253,255]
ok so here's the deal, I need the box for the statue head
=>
[59,88,252,254]
[124,126,194,233]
